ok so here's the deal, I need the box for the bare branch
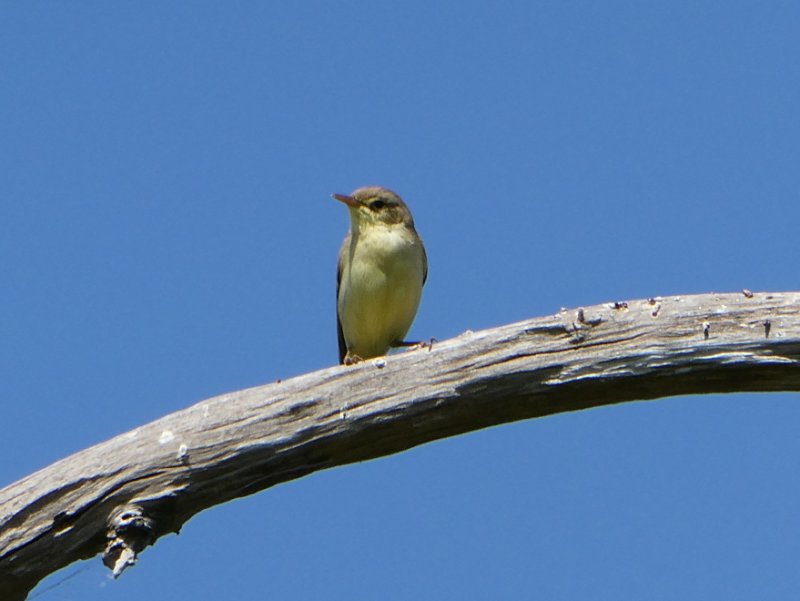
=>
[2,291,799,600]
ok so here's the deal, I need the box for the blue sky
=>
[2,2,799,599]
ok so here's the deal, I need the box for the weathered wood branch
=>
[2,291,799,600]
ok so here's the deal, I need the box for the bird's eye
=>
[370,199,386,210]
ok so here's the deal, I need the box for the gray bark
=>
[1,291,799,600]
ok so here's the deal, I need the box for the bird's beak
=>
[332,193,360,208]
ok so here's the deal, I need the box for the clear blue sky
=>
[2,2,799,599]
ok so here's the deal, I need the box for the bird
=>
[333,186,427,364]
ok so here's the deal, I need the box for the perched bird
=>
[333,186,427,364]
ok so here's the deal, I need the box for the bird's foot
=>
[416,337,437,352]
[343,353,364,365]
[393,337,437,353]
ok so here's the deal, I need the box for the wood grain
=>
[1,291,799,600]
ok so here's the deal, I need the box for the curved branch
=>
[2,291,799,600]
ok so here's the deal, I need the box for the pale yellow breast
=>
[338,224,425,359]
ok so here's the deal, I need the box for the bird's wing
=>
[421,237,428,286]
[336,234,349,364]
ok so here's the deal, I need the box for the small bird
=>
[333,186,427,364]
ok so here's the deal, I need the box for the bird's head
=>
[333,186,415,230]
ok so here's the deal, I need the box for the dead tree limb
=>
[2,290,799,600]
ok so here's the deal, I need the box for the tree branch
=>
[2,291,799,600]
